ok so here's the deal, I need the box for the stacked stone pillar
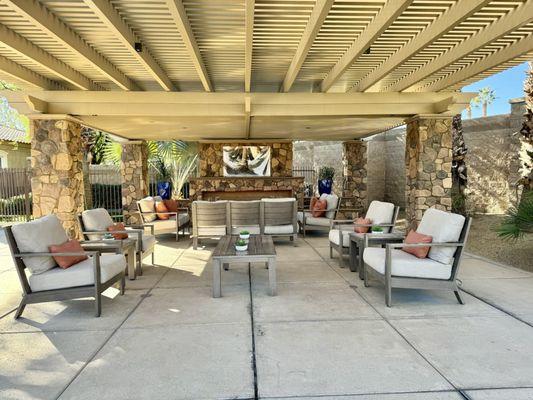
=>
[121,141,148,224]
[405,116,453,230]
[342,140,368,217]
[30,119,85,238]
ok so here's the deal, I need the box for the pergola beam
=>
[320,0,411,93]
[281,0,334,93]
[3,0,138,91]
[421,36,533,92]
[390,0,533,92]
[352,0,490,92]
[166,0,213,92]
[244,0,254,93]
[0,23,100,91]
[84,0,176,91]
[0,55,63,90]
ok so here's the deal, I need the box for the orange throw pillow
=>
[311,199,327,217]
[402,229,433,258]
[107,223,128,240]
[354,217,372,233]
[155,201,170,220]
[49,240,88,269]
[163,199,178,213]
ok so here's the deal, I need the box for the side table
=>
[82,239,137,280]
[348,231,404,279]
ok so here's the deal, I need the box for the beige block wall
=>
[0,143,30,169]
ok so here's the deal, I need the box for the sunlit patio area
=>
[1,229,533,400]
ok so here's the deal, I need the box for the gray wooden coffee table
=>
[349,231,404,279]
[212,235,276,298]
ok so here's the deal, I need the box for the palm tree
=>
[476,87,496,117]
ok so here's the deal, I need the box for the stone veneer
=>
[405,116,453,230]
[342,140,368,217]
[121,141,148,225]
[31,119,84,238]
[199,142,293,177]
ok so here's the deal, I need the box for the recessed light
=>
[134,42,143,52]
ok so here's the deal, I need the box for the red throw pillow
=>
[311,199,327,217]
[354,217,372,233]
[163,199,178,213]
[107,223,128,240]
[310,197,319,211]
[155,201,170,220]
[49,240,88,269]
[402,229,433,258]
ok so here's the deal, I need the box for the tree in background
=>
[475,87,497,117]
[451,114,467,215]
[0,80,29,134]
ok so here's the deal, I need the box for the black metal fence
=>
[293,167,316,198]
[87,165,122,217]
[0,168,32,222]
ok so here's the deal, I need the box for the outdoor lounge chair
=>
[297,193,340,237]
[136,196,190,241]
[78,208,156,276]
[363,207,471,307]
[329,201,399,267]
[191,200,230,249]
[261,197,298,245]
[5,214,126,318]
[229,200,261,235]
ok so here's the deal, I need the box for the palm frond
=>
[496,191,533,241]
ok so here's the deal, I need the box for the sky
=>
[461,61,529,118]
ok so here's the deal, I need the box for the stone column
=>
[121,141,148,224]
[30,119,85,238]
[405,116,453,230]
[342,140,368,218]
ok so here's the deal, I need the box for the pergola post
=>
[30,118,85,238]
[405,115,453,230]
[342,140,368,218]
[121,141,148,224]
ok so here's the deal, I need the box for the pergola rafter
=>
[0,55,63,90]
[244,0,254,93]
[2,0,139,91]
[83,0,177,92]
[165,0,213,92]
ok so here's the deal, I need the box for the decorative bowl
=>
[239,232,250,240]
[235,244,248,251]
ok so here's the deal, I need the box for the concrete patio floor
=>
[1,231,533,400]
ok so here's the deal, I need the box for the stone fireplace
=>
[190,141,304,205]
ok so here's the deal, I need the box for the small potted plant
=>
[235,238,248,252]
[371,226,384,234]
[239,230,250,240]
[318,166,335,195]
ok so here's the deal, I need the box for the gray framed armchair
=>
[329,201,400,267]
[363,208,472,307]
[191,200,230,249]
[136,196,190,241]
[5,215,126,318]
[297,193,340,237]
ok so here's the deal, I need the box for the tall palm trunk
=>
[519,61,533,200]
[452,114,467,215]
[482,102,487,117]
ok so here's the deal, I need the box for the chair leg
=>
[454,290,464,305]
[14,298,26,319]
[95,292,102,317]
[292,234,297,247]
[193,236,198,250]
[223,263,229,271]
[137,251,143,276]
[385,279,392,307]
[120,275,125,295]
[151,252,155,265]
[329,244,333,259]
[363,265,369,288]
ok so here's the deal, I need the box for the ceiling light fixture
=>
[134,42,143,53]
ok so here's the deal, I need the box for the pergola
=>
[0,0,531,234]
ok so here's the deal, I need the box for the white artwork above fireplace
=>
[223,145,271,177]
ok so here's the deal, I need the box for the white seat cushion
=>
[11,215,69,274]
[82,208,114,240]
[197,226,227,236]
[364,247,452,280]
[261,197,296,202]
[297,212,330,227]
[321,194,339,219]
[138,197,156,222]
[365,201,395,232]
[417,208,466,265]
[264,224,295,234]
[127,232,156,252]
[29,254,126,292]
[328,226,353,247]
[151,216,178,233]
[231,225,261,234]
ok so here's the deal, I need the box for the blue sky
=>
[461,61,528,118]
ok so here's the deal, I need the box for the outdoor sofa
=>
[363,207,471,307]
[5,214,126,318]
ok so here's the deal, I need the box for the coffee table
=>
[349,231,404,279]
[211,235,276,298]
[81,238,137,280]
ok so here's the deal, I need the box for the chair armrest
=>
[386,242,464,249]
[14,251,100,257]
[82,229,144,251]
[331,219,356,225]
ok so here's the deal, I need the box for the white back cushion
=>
[138,196,156,222]
[261,197,296,202]
[323,194,339,219]
[82,208,114,240]
[365,201,395,231]
[11,214,68,274]
[417,207,466,265]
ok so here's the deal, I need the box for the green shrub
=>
[318,166,335,180]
